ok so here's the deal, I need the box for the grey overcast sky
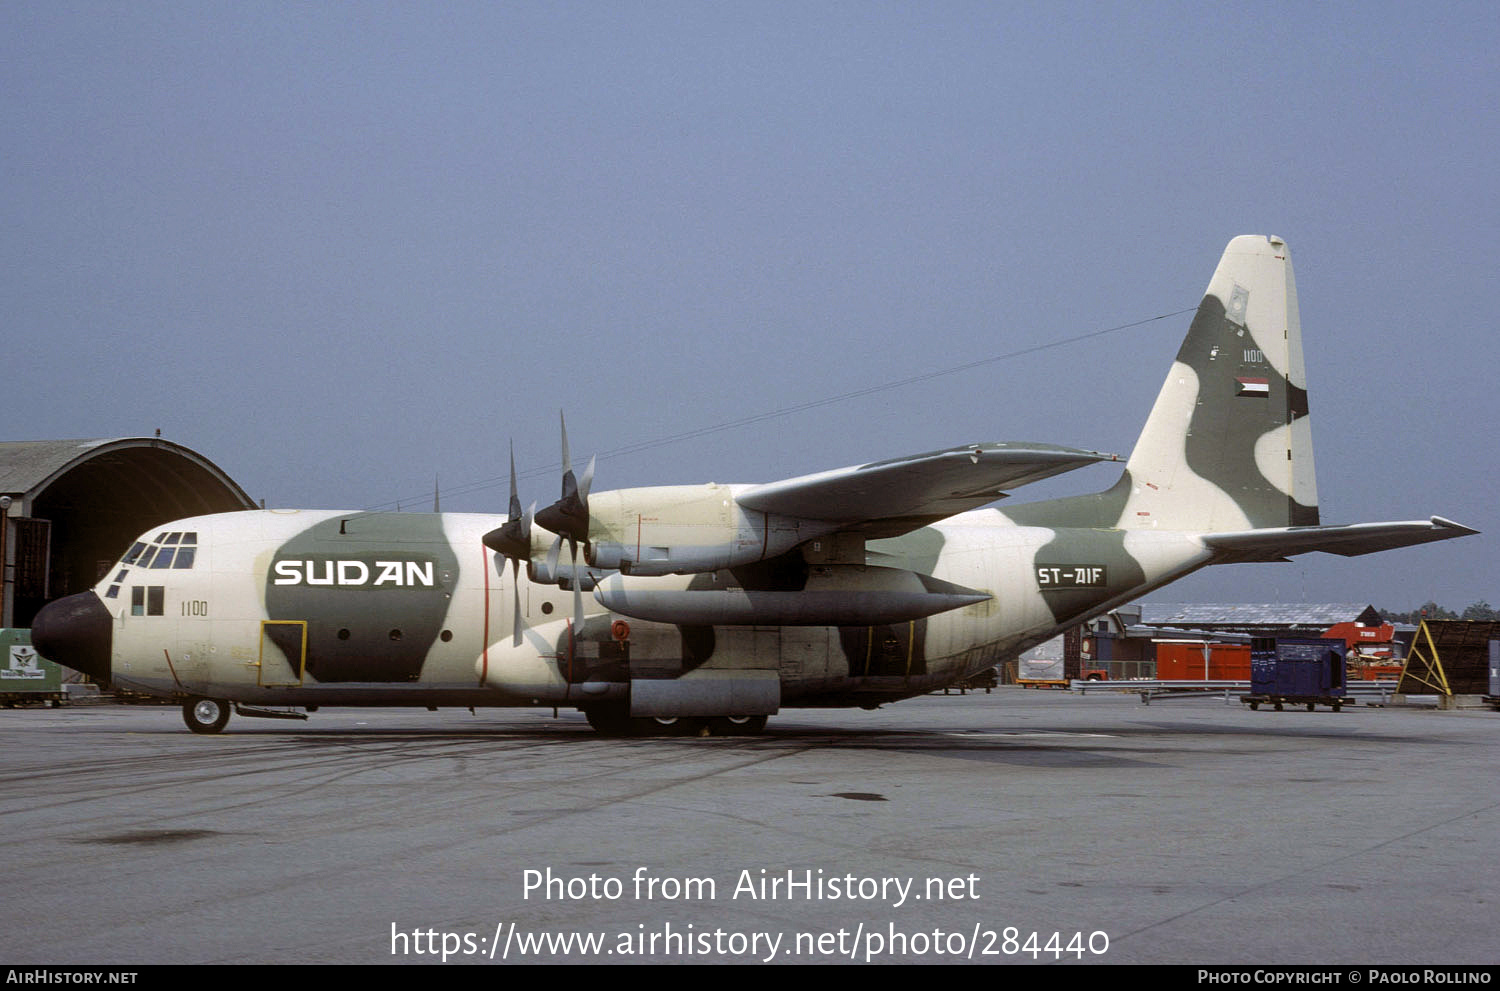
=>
[5,2,1494,611]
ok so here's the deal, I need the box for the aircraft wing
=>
[736,442,1117,537]
[1202,517,1479,564]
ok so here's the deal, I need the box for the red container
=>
[1153,642,1251,680]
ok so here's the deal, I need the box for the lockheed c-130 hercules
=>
[33,236,1476,734]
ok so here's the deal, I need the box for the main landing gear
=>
[583,706,768,737]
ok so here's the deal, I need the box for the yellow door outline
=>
[259,620,307,687]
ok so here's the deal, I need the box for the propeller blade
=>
[511,558,523,647]
[534,413,592,545]
[570,545,582,629]
[578,454,596,503]
[480,442,536,648]
[542,533,563,582]
[569,538,584,634]
[507,442,522,520]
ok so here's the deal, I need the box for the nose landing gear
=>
[182,697,232,734]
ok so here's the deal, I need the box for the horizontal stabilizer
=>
[1202,517,1478,563]
[737,442,1115,537]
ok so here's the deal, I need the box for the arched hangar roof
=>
[0,438,253,517]
[0,438,254,626]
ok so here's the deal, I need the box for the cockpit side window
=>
[130,586,165,616]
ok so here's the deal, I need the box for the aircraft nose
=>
[32,592,112,681]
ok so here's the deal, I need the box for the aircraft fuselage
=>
[82,507,1210,712]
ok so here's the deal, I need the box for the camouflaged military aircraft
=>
[33,235,1476,735]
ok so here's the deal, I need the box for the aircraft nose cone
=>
[32,592,112,681]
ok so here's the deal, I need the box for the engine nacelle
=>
[579,483,827,576]
[525,556,606,590]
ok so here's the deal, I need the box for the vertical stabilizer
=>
[1007,236,1320,533]
[1118,235,1318,532]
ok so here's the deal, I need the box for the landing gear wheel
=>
[584,705,632,736]
[708,715,768,736]
[629,716,702,737]
[183,697,231,734]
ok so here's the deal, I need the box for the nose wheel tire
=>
[183,697,232,734]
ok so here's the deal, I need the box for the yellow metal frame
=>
[258,620,307,687]
[1400,621,1453,696]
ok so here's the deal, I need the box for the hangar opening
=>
[0,438,255,627]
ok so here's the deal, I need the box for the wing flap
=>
[1202,517,1478,563]
[736,442,1116,529]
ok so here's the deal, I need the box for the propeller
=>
[480,443,534,646]
[533,412,594,547]
[533,412,594,633]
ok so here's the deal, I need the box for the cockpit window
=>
[122,532,198,572]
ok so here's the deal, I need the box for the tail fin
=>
[1011,235,1319,532]
[1122,234,1318,531]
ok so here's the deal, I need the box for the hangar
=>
[0,438,254,628]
